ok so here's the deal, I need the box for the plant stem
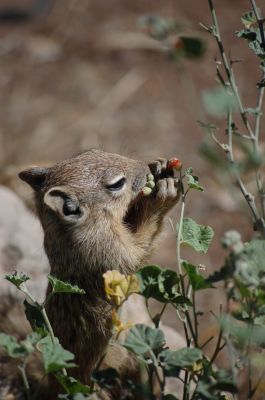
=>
[209,327,223,364]
[208,0,255,139]
[20,284,67,377]
[207,0,265,237]
[249,0,265,50]
[155,303,167,328]
[177,196,185,275]
[18,362,31,400]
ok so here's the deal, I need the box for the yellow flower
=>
[112,310,133,335]
[190,360,203,374]
[103,270,140,306]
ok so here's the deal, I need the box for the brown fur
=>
[1,150,180,399]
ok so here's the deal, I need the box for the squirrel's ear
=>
[19,167,48,191]
[44,186,85,222]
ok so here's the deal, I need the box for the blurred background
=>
[0,0,264,385]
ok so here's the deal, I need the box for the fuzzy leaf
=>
[241,10,258,29]
[39,336,76,373]
[159,348,202,376]
[186,174,204,191]
[202,87,238,116]
[5,272,30,288]
[137,265,164,301]
[55,373,90,394]
[124,324,165,362]
[0,333,27,358]
[24,300,48,338]
[182,261,213,291]
[48,276,85,295]
[180,218,214,254]
[137,265,181,303]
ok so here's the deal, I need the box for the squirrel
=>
[1,149,181,399]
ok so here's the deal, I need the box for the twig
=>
[208,0,255,140]
[177,196,185,275]
[200,335,214,349]
[249,0,265,50]
[18,362,31,400]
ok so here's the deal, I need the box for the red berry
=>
[174,38,184,50]
[167,158,182,170]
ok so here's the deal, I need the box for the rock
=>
[0,185,49,301]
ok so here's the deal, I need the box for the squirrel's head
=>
[19,149,150,228]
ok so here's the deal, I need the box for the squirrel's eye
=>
[106,177,126,191]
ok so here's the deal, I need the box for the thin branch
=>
[208,0,255,140]
[249,0,265,50]
[18,362,31,400]
[209,327,224,364]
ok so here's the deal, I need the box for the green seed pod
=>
[147,173,154,181]
[141,187,152,196]
[146,181,155,189]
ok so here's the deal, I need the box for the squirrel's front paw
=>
[156,177,180,207]
[148,158,174,179]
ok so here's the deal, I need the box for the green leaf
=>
[39,336,76,373]
[21,332,43,354]
[24,300,47,335]
[58,395,88,400]
[180,36,205,58]
[186,174,204,191]
[241,10,257,28]
[5,272,30,288]
[184,167,193,175]
[202,87,238,116]
[159,348,202,376]
[163,395,179,400]
[0,333,27,358]
[92,368,119,389]
[220,315,265,347]
[48,276,86,295]
[182,261,213,291]
[55,373,90,394]
[236,28,257,41]
[137,265,163,300]
[124,324,165,363]
[137,15,182,41]
[158,269,180,300]
[137,265,181,303]
[180,218,214,254]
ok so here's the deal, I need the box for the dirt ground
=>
[0,0,264,397]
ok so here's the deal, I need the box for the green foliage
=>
[39,336,76,373]
[48,275,86,295]
[202,87,238,116]
[124,324,165,363]
[137,265,191,307]
[182,261,213,291]
[56,374,91,395]
[180,218,214,254]
[0,333,28,358]
[92,368,119,389]
[159,348,202,376]
[5,271,30,288]
[24,300,47,334]
[186,173,204,191]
